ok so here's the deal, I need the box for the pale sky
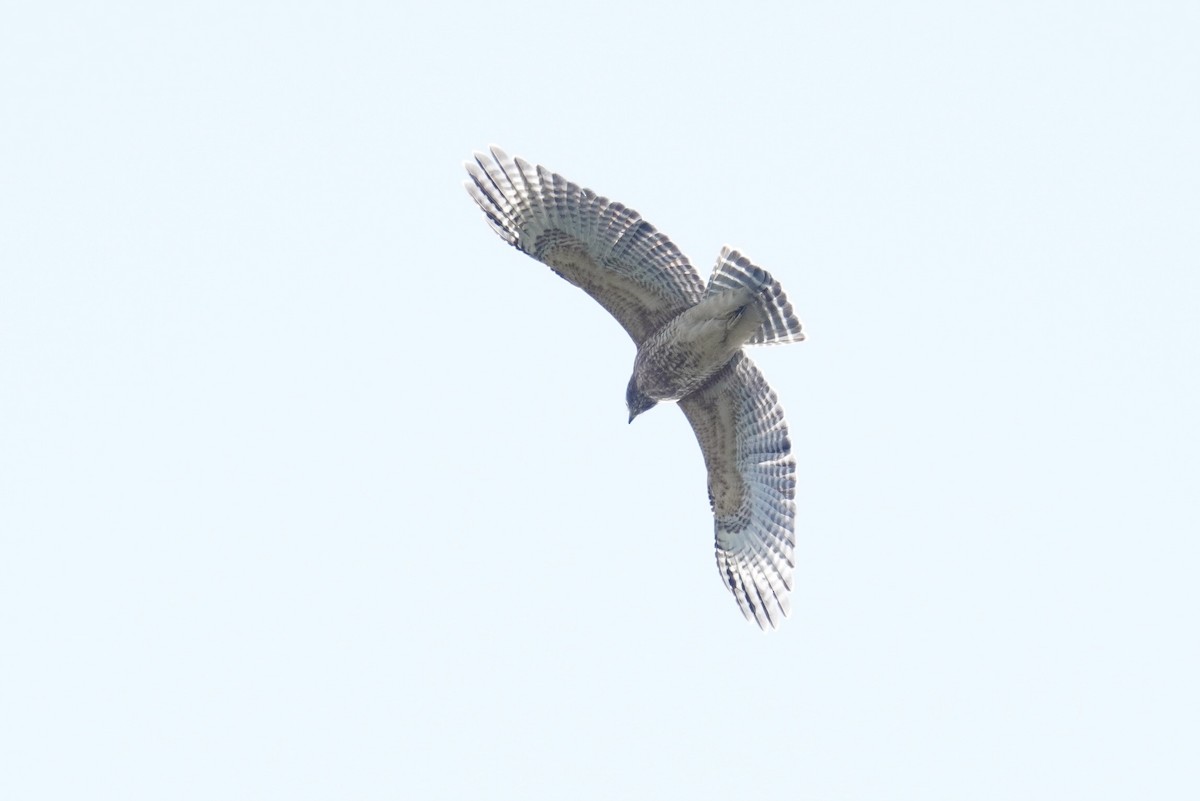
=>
[2,2,1198,799]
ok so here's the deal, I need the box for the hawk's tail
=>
[705,247,805,346]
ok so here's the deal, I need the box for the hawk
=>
[465,147,806,629]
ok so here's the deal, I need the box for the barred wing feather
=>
[465,146,705,344]
[678,353,796,629]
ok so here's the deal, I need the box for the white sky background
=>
[2,1,1197,798]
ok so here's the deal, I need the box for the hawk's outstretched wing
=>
[679,353,796,629]
[465,147,705,344]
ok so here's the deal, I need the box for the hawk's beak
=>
[628,413,635,424]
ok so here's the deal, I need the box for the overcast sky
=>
[2,2,1198,799]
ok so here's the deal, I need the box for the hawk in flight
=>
[465,147,805,629]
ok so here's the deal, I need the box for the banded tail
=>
[705,247,805,346]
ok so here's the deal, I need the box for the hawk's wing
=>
[465,146,705,344]
[679,353,796,629]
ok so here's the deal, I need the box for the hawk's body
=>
[633,288,762,402]
[465,147,805,629]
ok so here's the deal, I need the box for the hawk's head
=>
[626,376,657,424]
